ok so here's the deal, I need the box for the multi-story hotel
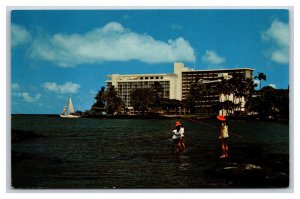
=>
[106,73,177,108]
[106,62,254,114]
[181,66,254,115]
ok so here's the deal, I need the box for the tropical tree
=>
[104,86,124,115]
[130,88,153,114]
[229,74,256,114]
[228,74,243,108]
[255,72,267,90]
[216,73,256,116]
[274,88,289,119]
[259,86,277,119]
[185,82,197,114]
[185,80,208,114]
[160,99,182,115]
[243,78,257,113]
[217,78,232,101]
[91,86,106,114]
[216,77,232,115]
[151,82,163,111]
[248,86,289,120]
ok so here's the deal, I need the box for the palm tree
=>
[255,72,267,90]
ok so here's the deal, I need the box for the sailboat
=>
[60,96,81,118]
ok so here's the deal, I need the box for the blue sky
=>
[11,9,290,114]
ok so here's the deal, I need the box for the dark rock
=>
[11,129,43,142]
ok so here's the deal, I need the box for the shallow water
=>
[11,115,289,189]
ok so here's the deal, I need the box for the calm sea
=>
[11,114,289,189]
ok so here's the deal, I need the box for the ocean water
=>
[11,115,289,189]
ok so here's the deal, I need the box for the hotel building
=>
[106,62,254,114]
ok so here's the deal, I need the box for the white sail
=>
[60,96,80,118]
[68,97,75,114]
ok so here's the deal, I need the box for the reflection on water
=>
[11,115,289,188]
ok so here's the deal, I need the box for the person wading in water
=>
[217,115,229,158]
[171,121,186,152]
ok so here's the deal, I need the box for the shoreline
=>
[11,113,289,122]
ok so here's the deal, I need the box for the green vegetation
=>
[130,88,153,115]
[217,74,256,116]
[87,86,123,116]
[184,74,256,117]
[248,86,289,120]
[86,72,288,121]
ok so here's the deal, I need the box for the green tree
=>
[243,78,257,113]
[217,78,232,101]
[91,86,106,114]
[151,82,163,111]
[216,77,232,115]
[229,74,256,114]
[185,80,205,114]
[249,86,289,120]
[104,86,124,115]
[253,86,276,120]
[274,88,289,119]
[216,73,256,116]
[130,88,153,114]
[160,98,181,114]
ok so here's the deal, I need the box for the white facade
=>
[106,62,254,114]
[173,62,193,100]
[106,70,180,108]
[106,63,193,108]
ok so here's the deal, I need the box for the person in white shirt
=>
[171,121,186,151]
[217,115,229,158]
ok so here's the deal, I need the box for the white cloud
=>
[268,84,277,89]
[12,83,20,90]
[13,92,41,103]
[262,20,289,47]
[29,22,195,67]
[262,19,289,64]
[201,50,226,65]
[43,82,80,94]
[11,23,31,47]
[270,49,289,64]
[11,82,41,103]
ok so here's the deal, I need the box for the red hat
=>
[217,115,226,121]
[175,121,181,126]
